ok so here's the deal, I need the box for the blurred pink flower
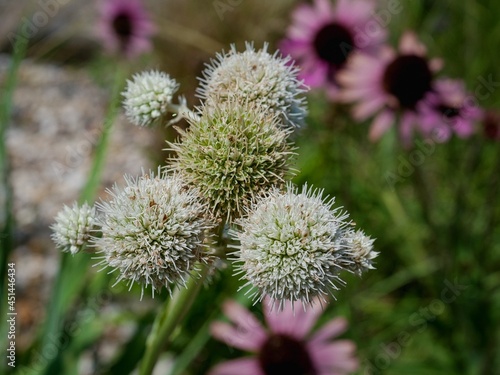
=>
[419,79,483,142]
[98,0,155,58]
[280,0,386,98]
[337,32,443,144]
[209,297,358,375]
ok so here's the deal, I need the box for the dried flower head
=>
[92,168,212,298]
[122,70,179,127]
[168,101,296,221]
[51,202,97,255]
[197,42,308,129]
[231,183,376,307]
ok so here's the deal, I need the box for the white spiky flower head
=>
[197,42,308,129]
[92,168,213,298]
[230,183,354,307]
[122,70,179,127]
[340,229,378,276]
[168,100,296,222]
[51,202,97,255]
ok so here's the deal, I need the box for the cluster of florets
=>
[92,169,213,298]
[51,202,97,255]
[230,183,376,307]
[168,101,296,221]
[122,70,179,127]
[197,42,308,129]
[51,42,377,305]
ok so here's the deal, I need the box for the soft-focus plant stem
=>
[139,264,209,375]
[0,29,28,374]
[39,67,124,365]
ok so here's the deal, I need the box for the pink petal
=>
[223,301,266,335]
[429,58,444,72]
[208,357,263,375]
[308,341,359,373]
[264,297,327,340]
[369,110,394,141]
[399,112,416,147]
[352,96,385,120]
[210,322,264,352]
[300,60,329,87]
[314,0,334,18]
[335,0,375,28]
[399,31,426,55]
[337,85,378,102]
[292,2,332,28]
[310,317,348,345]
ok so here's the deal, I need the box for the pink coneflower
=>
[209,297,358,375]
[98,0,155,58]
[419,79,483,142]
[280,0,386,98]
[337,32,443,143]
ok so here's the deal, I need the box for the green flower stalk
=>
[92,168,213,298]
[168,101,297,221]
[197,42,308,129]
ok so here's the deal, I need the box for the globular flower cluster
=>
[51,202,97,255]
[122,70,179,127]
[339,229,378,276]
[92,169,213,298]
[231,183,376,307]
[168,101,296,221]
[197,42,308,129]
[51,40,378,307]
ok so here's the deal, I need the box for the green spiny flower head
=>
[93,168,213,298]
[197,42,308,129]
[51,202,97,254]
[168,101,296,222]
[230,183,357,307]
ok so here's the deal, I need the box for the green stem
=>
[39,68,124,362]
[139,265,210,375]
[0,31,28,374]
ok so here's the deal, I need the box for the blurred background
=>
[0,0,499,374]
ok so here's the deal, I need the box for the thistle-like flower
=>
[230,183,376,307]
[339,229,377,276]
[197,42,308,129]
[122,70,179,127]
[92,168,212,298]
[168,101,296,221]
[51,202,97,255]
